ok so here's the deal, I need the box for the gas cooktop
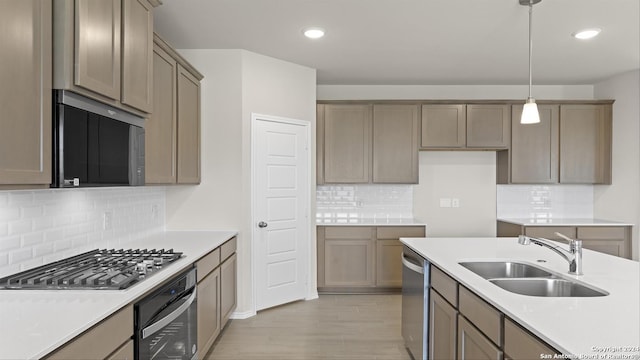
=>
[0,248,183,290]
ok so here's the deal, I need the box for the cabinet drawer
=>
[196,248,220,283]
[324,226,373,239]
[524,227,576,241]
[106,339,134,360]
[504,318,558,359]
[459,287,502,347]
[431,266,458,306]
[45,305,133,360]
[377,226,425,239]
[457,315,502,360]
[221,237,237,262]
[577,226,626,240]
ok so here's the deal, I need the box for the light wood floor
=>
[205,294,412,360]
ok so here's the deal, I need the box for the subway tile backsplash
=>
[0,187,165,277]
[497,185,593,219]
[316,184,413,220]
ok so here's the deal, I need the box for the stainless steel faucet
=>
[518,232,583,275]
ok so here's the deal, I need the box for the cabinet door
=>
[177,64,201,184]
[146,43,177,184]
[324,238,375,287]
[466,105,510,148]
[121,0,153,113]
[106,340,134,360]
[323,104,371,183]
[510,104,559,183]
[75,0,121,100]
[560,104,612,184]
[198,268,221,358]
[372,104,419,183]
[577,226,631,259]
[376,239,403,287]
[220,253,237,327]
[504,318,558,360]
[421,104,466,148]
[457,315,502,360]
[524,226,576,242]
[430,289,458,360]
[0,0,52,186]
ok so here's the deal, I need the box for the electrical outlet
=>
[439,198,452,208]
[452,198,460,208]
[103,211,113,230]
[151,204,158,220]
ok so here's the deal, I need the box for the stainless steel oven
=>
[135,267,198,360]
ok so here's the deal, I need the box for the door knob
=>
[258,221,268,228]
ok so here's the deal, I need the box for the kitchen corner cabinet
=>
[44,305,133,360]
[421,104,510,150]
[427,264,559,360]
[196,237,237,358]
[317,225,425,292]
[146,34,203,184]
[496,221,632,259]
[317,103,419,184]
[0,0,52,188]
[53,0,158,115]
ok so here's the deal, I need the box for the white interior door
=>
[253,115,309,311]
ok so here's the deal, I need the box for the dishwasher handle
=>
[401,252,424,274]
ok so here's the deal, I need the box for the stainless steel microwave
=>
[52,91,145,188]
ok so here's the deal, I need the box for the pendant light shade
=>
[520,0,541,124]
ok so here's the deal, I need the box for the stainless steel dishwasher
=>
[401,245,429,360]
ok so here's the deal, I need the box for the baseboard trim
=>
[230,310,256,319]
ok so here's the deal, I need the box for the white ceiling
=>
[153,0,640,85]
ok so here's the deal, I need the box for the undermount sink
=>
[459,261,555,279]
[489,278,609,297]
[458,261,609,297]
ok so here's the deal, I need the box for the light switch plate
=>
[440,198,452,208]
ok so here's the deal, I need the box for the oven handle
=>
[142,287,197,340]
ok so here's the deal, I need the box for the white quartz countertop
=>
[498,217,634,226]
[0,230,237,360]
[316,217,425,226]
[400,237,640,359]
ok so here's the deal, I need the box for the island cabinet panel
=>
[429,289,458,360]
[510,104,559,184]
[560,104,612,184]
[504,318,559,360]
[466,105,510,149]
[458,286,502,347]
[431,265,458,306]
[372,104,419,183]
[44,305,133,360]
[322,104,372,183]
[0,0,52,187]
[421,104,466,148]
[457,315,502,360]
[318,225,425,292]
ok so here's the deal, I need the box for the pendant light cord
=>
[528,0,533,99]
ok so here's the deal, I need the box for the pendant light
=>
[520,0,541,124]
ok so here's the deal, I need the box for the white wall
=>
[594,69,640,260]
[166,50,316,316]
[318,85,594,237]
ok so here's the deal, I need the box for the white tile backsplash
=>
[497,185,593,219]
[0,187,165,277]
[316,184,414,220]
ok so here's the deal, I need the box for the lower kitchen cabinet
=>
[196,238,236,358]
[429,289,458,360]
[497,221,632,259]
[504,318,558,359]
[317,225,425,292]
[44,305,133,360]
[457,315,502,360]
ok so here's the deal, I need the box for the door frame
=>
[250,113,313,314]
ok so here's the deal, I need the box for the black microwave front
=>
[52,91,145,188]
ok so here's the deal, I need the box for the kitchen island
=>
[401,236,639,359]
[0,230,237,360]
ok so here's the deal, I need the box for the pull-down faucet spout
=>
[518,232,583,275]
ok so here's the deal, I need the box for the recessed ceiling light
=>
[303,27,325,39]
[572,28,602,40]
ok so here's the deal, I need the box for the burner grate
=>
[0,249,182,290]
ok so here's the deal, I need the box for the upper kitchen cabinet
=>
[508,104,559,184]
[0,0,52,188]
[53,0,159,115]
[318,103,419,184]
[421,104,510,150]
[147,34,203,185]
[560,104,612,184]
[498,102,613,185]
